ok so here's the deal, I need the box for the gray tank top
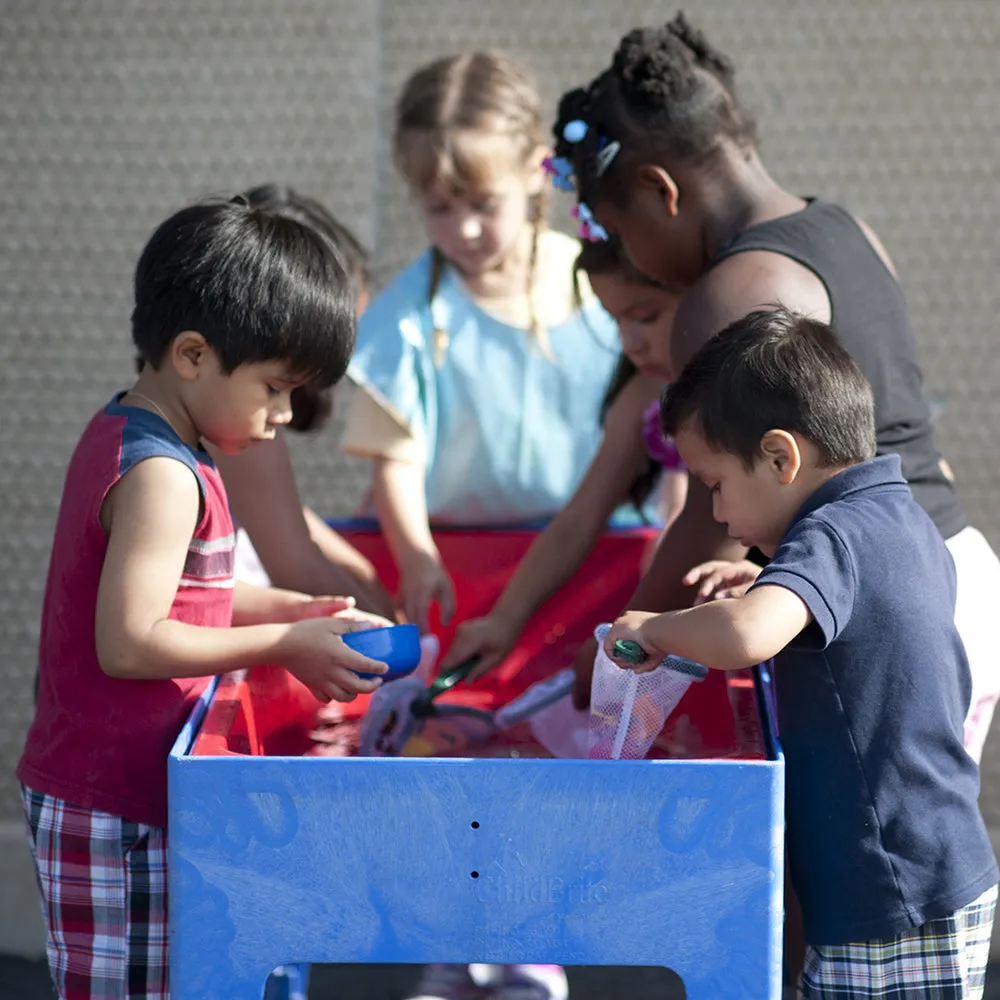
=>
[710,198,965,539]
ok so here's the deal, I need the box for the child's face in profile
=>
[675,422,800,557]
[589,270,680,381]
[185,349,305,456]
[594,169,705,292]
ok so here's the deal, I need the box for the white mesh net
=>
[588,624,697,760]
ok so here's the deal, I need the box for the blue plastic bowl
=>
[343,623,422,681]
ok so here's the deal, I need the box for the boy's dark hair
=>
[242,183,370,290]
[241,184,371,433]
[661,308,877,468]
[553,12,757,211]
[132,198,356,392]
[576,237,663,515]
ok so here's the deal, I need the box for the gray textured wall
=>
[2,1,999,830]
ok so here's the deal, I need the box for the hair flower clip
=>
[570,202,609,242]
[555,118,612,240]
[542,155,576,192]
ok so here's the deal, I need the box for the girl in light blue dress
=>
[341,51,619,643]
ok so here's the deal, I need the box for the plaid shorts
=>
[800,884,998,999]
[21,785,169,1000]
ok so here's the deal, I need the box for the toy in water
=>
[492,667,576,729]
[359,654,490,755]
[590,624,709,760]
[507,668,589,758]
[343,623,422,680]
[359,655,580,757]
[401,667,582,759]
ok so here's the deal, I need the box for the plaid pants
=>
[21,785,169,1000]
[801,884,997,999]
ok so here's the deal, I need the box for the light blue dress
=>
[348,247,626,525]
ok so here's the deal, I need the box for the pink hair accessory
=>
[642,400,685,469]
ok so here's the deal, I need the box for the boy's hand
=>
[604,611,661,674]
[399,551,456,634]
[683,559,762,605]
[441,614,519,681]
[281,616,388,703]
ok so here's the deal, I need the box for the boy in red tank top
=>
[18,198,389,1000]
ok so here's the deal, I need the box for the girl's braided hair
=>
[394,52,550,363]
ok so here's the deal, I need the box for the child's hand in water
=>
[441,614,519,680]
[604,611,662,674]
[683,559,762,605]
[399,550,456,633]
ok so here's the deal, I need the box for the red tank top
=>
[18,396,234,827]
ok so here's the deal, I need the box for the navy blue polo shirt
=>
[753,455,997,945]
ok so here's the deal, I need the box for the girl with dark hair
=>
[549,13,1000,769]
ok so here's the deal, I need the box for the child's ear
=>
[526,144,550,196]
[760,429,801,485]
[170,331,211,381]
[636,165,680,217]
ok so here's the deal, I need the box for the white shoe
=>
[406,964,494,1000]
[496,965,569,1000]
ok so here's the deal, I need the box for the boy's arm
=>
[570,479,744,705]
[372,456,455,632]
[605,584,812,671]
[94,458,385,702]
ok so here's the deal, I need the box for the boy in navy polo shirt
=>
[605,308,998,998]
